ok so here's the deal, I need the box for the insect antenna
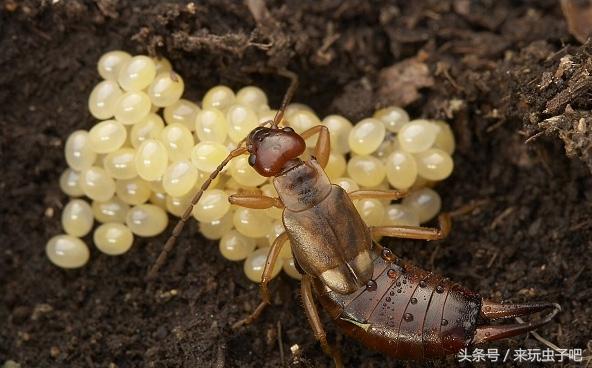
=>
[271,69,298,128]
[146,145,247,280]
[146,70,298,281]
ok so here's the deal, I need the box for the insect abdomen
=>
[314,248,482,360]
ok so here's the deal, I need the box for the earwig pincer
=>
[147,72,560,365]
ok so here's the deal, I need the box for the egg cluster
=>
[47,51,455,284]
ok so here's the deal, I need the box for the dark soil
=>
[1,1,591,367]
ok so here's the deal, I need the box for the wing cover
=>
[284,185,373,294]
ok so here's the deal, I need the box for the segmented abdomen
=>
[314,247,482,360]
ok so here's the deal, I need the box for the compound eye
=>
[248,127,266,142]
[248,154,257,167]
[282,127,294,133]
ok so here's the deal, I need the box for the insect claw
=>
[473,300,561,345]
[480,299,560,320]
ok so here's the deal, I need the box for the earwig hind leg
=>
[348,189,408,201]
[231,234,289,329]
[299,125,331,168]
[369,213,451,241]
[229,194,284,209]
[301,275,344,368]
[368,203,486,242]
[473,300,561,344]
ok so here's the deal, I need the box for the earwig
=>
[147,71,560,365]
[310,243,559,360]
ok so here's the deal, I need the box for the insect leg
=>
[231,234,289,329]
[231,300,268,330]
[369,213,452,241]
[260,232,289,304]
[229,194,284,209]
[301,275,344,368]
[229,192,285,304]
[348,189,408,201]
[299,125,331,168]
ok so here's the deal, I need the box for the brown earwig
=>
[147,71,560,365]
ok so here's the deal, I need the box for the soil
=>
[1,1,591,367]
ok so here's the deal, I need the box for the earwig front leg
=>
[349,189,408,201]
[229,194,284,209]
[301,275,343,368]
[299,125,331,168]
[260,232,289,304]
[370,213,451,241]
[229,193,286,303]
